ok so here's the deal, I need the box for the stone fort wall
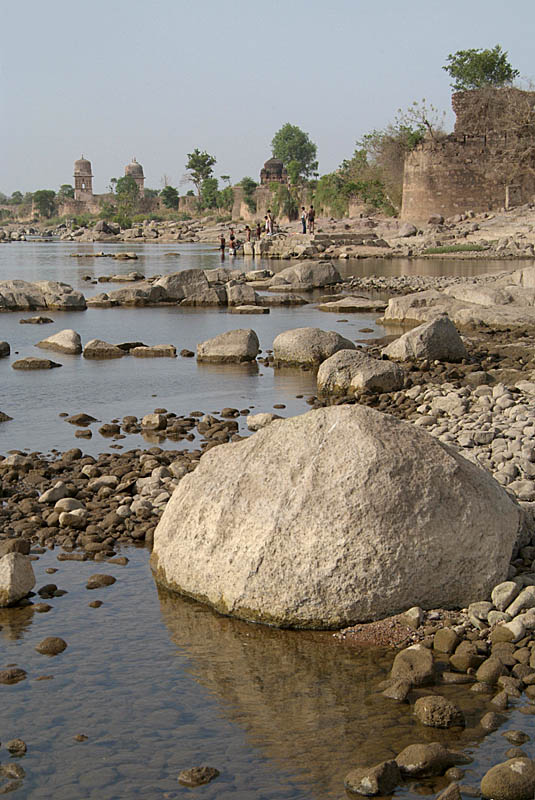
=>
[401,89,535,222]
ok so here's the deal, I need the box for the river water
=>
[1,242,534,799]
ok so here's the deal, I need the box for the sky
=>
[1,0,534,195]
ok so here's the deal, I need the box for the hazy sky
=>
[1,0,533,195]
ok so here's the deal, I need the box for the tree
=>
[57,184,74,200]
[443,45,520,92]
[239,176,258,213]
[33,190,56,218]
[220,174,231,187]
[9,191,23,205]
[200,177,219,209]
[219,186,234,212]
[185,148,216,197]
[144,187,159,199]
[160,185,179,209]
[271,123,318,179]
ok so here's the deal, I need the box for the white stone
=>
[382,316,467,363]
[273,327,355,367]
[36,329,82,355]
[317,349,405,395]
[0,553,35,606]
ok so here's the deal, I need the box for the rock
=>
[151,405,520,628]
[153,269,212,302]
[247,413,282,431]
[0,539,30,557]
[398,223,418,237]
[83,339,125,359]
[391,645,434,686]
[0,553,36,606]
[0,341,10,357]
[317,349,405,395]
[178,767,220,787]
[6,739,26,756]
[19,316,54,324]
[230,305,269,314]
[382,679,411,701]
[66,412,98,426]
[506,586,535,617]
[481,758,535,800]
[131,345,177,358]
[35,636,67,655]
[318,296,387,313]
[476,658,506,685]
[481,711,506,732]
[141,413,167,430]
[0,668,26,685]
[413,695,465,728]
[344,760,401,796]
[382,315,467,363]
[39,481,69,503]
[395,742,459,777]
[0,279,86,311]
[268,261,342,289]
[12,357,61,370]
[225,280,258,307]
[35,329,82,354]
[492,581,521,612]
[197,329,259,363]
[86,574,116,589]
[273,327,356,367]
[436,784,461,800]
[433,628,460,654]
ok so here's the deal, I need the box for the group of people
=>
[300,205,315,234]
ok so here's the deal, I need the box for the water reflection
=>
[158,588,491,799]
[0,604,35,640]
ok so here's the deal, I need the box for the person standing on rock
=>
[308,205,315,235]
[219,234,226,260]
[245,225,251,242]
[256,222,261,239]
[301,207,307,234]
[229,228,236,256]
[267,210,274,235]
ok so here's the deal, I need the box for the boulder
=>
[36,329,82,354]
[268,261,341,289]
[395,742,459,777]
[104,283,168,306]
[481,758,535,800]
[317,296,387,313]
[413,695,465,728]
[0,279,86,311]
[0,341,10,357]
[390,645,434,686]
[153,269,211,301]
[344,760,400,796]
[226,280,258,306]
[397,223,418,237]
[0,553,36,607]
[151,405,520,629]
[12,357,61,370]
[197,329,259,363]
[83,339,125,359]
[317,349,405,394]
[273,327,356,367]
[382,315,467,362]
[131,345,177,358]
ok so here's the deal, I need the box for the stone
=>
[66,412,98,426]
[391,645,434,686]
[131,345,177,357]
[344,760,401,796]
[151,405,520,628]
[0,553,36,606]
[273,327,356,367]
[12,357,61,370]
[382,315,467,363]
[86,574,116,589]
[230,305,269,314]
[83,339,125,359]
[0,668,26,685]
[153,269,212,301]
[436,784,461,800]
[401,606,424,629]
[476,658,506,685]
[197,329,259,363]
[433,628,460,654]
[39,481,69,503]
[395,742,459,777]
[35,636,67,655]
[0,539,31,557]
[178,767,220,787]
[225,280,258,306]
[268,261,342,289]
[506,586,535,617]
[413,695,465,728]
[0,341,10,357]
[398,223,418,237]
[6,739,26,756]
[481,711,506,732]
[382,679,411,701]
[19,316,54,324]
[317,349,405,395]
[481,758,535,800]
[247,413,282,431]
[141,414,167,430]
[318,296,387,313]
[0,279,86,311]
[36,329,82,354]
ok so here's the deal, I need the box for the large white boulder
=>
[36,329,82,354]
[317,349,405,394]
[273,327,355,366]
[269,261,341,289]
[197,329,259,363]
[0,553,36,606]
[0,280,86,311]
[382,316,467,362]
[151,405,521,629]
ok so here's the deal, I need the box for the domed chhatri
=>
[73,155,93,200]
[260,157,288,185]
[124,157,145,196]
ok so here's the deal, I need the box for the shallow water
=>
[1,546,533,799]
[0,242,526,455]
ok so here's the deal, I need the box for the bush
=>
[422,243,487,254]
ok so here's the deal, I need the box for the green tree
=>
[32,190,56,218]
[220,174,231,187]
[160,185,179,209]
[144,187,159,199]
[219,186,234,212]
[239,176,257,213]
[57,184,74,200]
[200,177,219,209]
[443,45,520,92]
[185,148,216,197]
[271,123,318,179]
[286,159,302,185]
[9,191,24,205]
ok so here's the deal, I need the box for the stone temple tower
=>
[73,156,93,201]
[124,157,145,197]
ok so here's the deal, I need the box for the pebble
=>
[35,637,67,656]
